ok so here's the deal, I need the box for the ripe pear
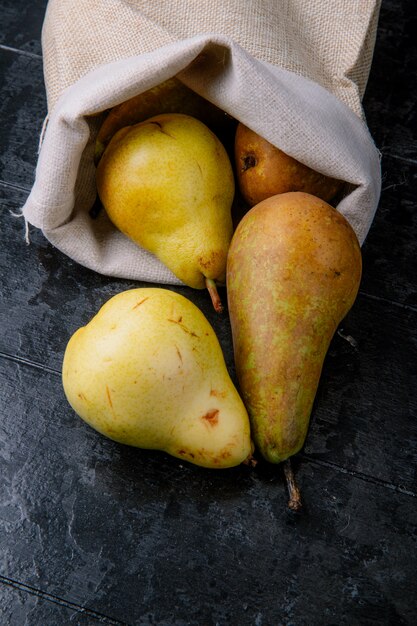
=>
[94,77,236,164]
[227,192,362,464]
[235,123,342,207]
[96,113,235,312]
[62,288,253,469]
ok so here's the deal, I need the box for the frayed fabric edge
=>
[11,112,49,245]
[10,210,31,244]
[38,115,49,154]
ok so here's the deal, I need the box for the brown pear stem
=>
[283,459,302,512]
[205,277,223,313]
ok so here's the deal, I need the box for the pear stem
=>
[283,459,302,512]
[205,278,223,313]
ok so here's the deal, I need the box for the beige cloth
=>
[23,0,382,284]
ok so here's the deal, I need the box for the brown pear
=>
[235,123,342,207]
[226,192,362,463]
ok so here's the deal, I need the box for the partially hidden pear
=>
[227,192,362,464]
[94,77,236,164]
[96,113,235,312]
[62,288,253,469]
[235,123,342,207]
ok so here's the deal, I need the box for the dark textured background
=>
[1,1,416,624]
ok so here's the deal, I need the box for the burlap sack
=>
[22,0,382,285]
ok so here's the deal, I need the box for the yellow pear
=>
[96,113,235,311]
[62,288,253,469]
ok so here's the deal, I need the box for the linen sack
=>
[22,0,382,285]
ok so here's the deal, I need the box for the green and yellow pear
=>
[96,113,235,311]
[227,192,362,464]
[62,288,253,469]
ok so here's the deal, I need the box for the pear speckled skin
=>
[227,192,362,464]
[96,113,235,290]
[62,288,253,469]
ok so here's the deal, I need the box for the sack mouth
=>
[23,33,381,282]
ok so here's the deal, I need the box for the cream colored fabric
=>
[23,0,382,284]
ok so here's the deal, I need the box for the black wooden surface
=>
[1,1,416,624]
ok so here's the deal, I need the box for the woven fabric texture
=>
[22,0,382,284]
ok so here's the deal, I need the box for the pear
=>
[235,123,342,207]
[227,192,362,464]
[96,113,235,312]
[62,288,253,469]
[94,77,236,164]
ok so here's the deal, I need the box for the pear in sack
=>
[96,113,235,311]
[94,77,236,164]
[235,123,342,207]
[62,288,253,469]
[227,192,362,463]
